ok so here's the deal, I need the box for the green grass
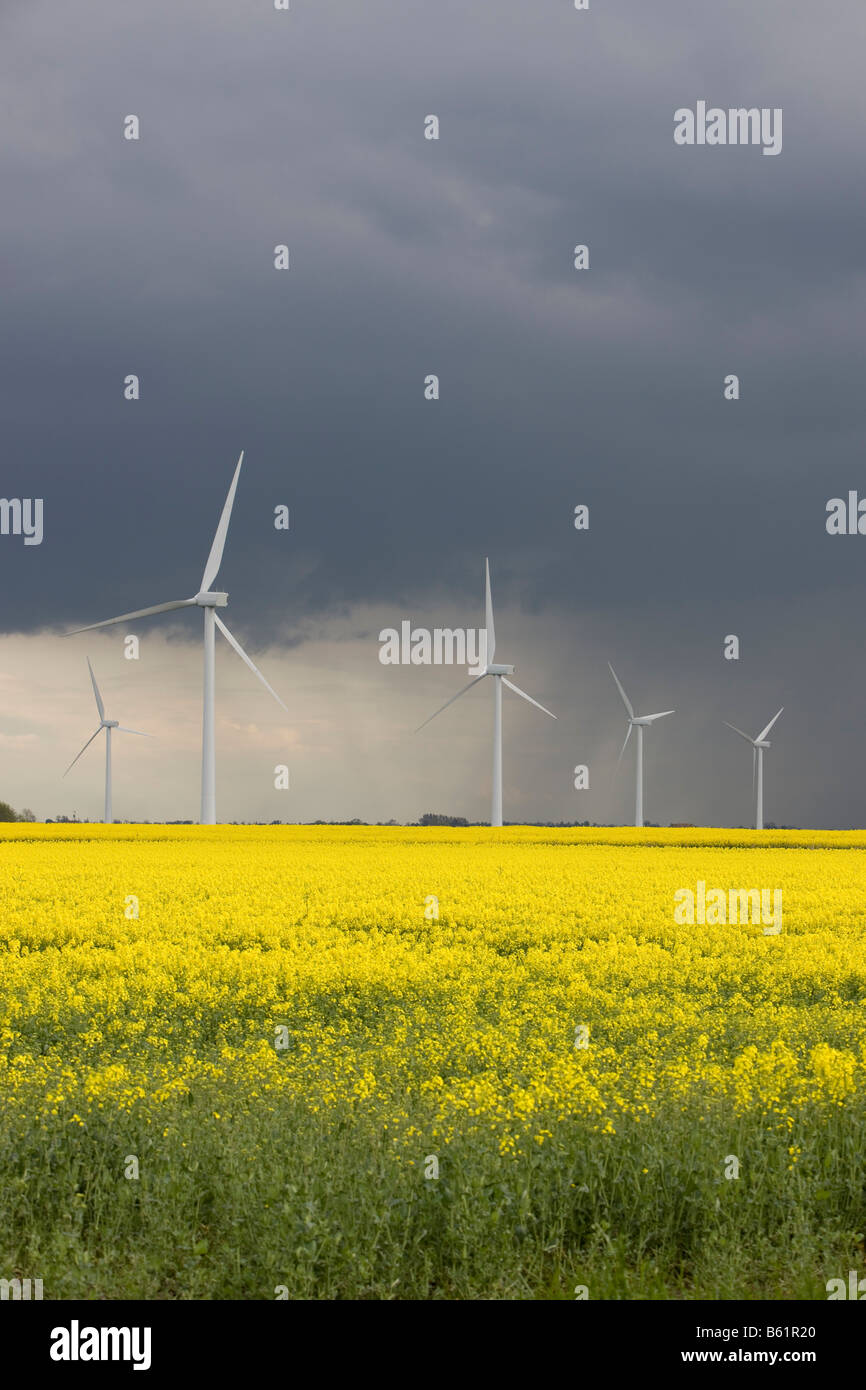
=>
[1,1090,862,1299]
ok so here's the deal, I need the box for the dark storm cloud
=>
[1,0,865,824]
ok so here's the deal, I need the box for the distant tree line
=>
[1,804,796,829]
[417,813,600,827]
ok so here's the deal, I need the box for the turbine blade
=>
[115,728,152,737]
[614,722,633,771]
[608,663,634,718]
[214,613,288,712]
[201,451,244,592]
[415,674,487,733]
[86,657,105,720]
[484,557,496,664]
[66,599,194,635]
[501,677,556,719]
[723,720,755,745]
[641,710,675,723]
[756,707,784,744]
[63,727,103,776]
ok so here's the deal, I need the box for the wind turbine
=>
[416,558,556,827]
[66,452,288,824]
[609,663,674,827]
[723,708,783,830]
[64,658,151,823]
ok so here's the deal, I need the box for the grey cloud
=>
[0,0,864,823]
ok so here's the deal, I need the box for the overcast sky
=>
[1,0,864,826]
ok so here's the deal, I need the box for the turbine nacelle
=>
[486,663,515,676]
[102,719,119,729]
[723,709,783,751]
[194,591,229,608]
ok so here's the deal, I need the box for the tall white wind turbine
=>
[609,663,674,828]
[417,559,556,827]
[64,658,151,823]
[723,708,783,830]
[66,452,288,824]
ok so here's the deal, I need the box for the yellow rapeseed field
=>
[2,824,865,1298]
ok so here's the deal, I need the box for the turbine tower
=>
[723,708,784,830]
[609,663,674,828]
[67,452,287,824]
[64,658,151,823]
[417,559,556,827]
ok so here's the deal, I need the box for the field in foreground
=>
[1,824,865,1300]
